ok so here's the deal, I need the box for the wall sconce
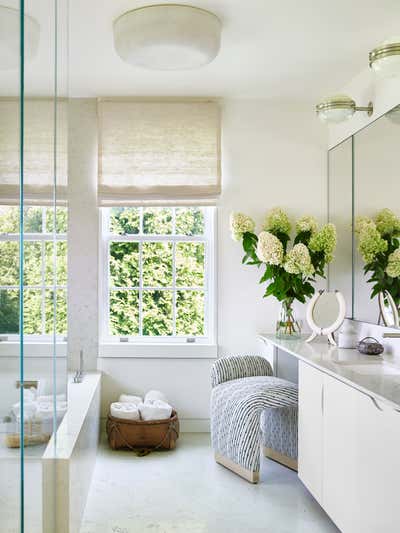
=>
[369,37,400,78]
[316,95,373,123]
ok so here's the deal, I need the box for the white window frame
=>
[99,206,216,346]
[0,207,67,343]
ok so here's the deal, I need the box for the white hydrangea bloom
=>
[295,215,318,234]
[229,212,255,241]
[284,243,315,276]
[256,231,284,265]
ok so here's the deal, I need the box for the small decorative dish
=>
[356,337,384,356]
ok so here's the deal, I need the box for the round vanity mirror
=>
[306,290,346,345]
[378,291,399,328]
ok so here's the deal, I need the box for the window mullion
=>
[172,208,177,337]
[139,209,143,336]
[41,240,46,335]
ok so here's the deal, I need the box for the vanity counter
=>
[259,334,400,410]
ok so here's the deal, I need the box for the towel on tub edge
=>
[110,402,140,421]
[138,400,172,421]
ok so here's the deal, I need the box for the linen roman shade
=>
[97,99,221,206]
[0,98,67,205]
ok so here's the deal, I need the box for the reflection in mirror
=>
[328,138,353,318]
[354,108,400,326]
[312,291,341,329]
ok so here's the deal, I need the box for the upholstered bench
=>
[210,355,298,483]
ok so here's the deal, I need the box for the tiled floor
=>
[80,433,339,533]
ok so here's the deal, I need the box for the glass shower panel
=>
[0,3,23,531]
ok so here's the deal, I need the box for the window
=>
[100,206,215,343]
[0,206,68,339]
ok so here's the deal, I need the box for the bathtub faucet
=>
[73,350,84,383]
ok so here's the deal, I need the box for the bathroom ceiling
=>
[1,0,400,101]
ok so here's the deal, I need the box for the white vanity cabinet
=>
[298,360,400,533]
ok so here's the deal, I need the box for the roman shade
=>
[97,99,221,206]
[0,98,67,205]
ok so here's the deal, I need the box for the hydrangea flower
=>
[355,216,375,235]
[295,215,318,235]
[263,207,291,235]
[386,248,400,278]
[229,212,255,241]
[309,223,337,262]
[357,225,388,263]
[256,231,284,265]
[284,243,315,276]
[374,208,400,237]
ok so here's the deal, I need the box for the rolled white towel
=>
[37,393,66,403]
[12,401,37,420]
[138,400,172,421]
[110,402,140,421]
[144,390,168,404]
[118,394,142,405]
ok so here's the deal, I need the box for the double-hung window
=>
[0,206,67,339]
[100,206,215,344]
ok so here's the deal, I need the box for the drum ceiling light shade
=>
[0,5,40,70]
[113,4,221,70]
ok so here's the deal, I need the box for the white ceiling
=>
[1,0,400,102]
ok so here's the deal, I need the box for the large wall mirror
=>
[328,104,400,328]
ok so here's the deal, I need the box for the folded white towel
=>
[118,394,142,405]
[138,400,172,421]
[144,390,168,404]
[110,402,140,421]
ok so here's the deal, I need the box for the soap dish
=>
[356,337,384,356]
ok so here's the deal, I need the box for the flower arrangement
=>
[355,208,400,307]
[230,208,337,337]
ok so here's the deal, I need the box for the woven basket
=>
[106,410,179,454]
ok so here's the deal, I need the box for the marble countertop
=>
[259,334,400,410]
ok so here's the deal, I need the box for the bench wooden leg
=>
[215,452,259,484]
[262,446,298,472]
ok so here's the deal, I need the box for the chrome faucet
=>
[73,350,84,383]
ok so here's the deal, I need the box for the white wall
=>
[90,100,327,425]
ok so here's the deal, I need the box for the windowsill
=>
[99,342,218,359]
[0,342,67,357]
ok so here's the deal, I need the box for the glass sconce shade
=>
[316,95,356,123]
[0,5,40,70]
[370,37,400,78]
[113,4,221,70]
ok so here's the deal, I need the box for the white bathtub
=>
[42,371,101,533]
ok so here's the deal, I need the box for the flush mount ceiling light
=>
[113,4,221,70]
[369,37,400,78]
[0,5,40,70]
[316,95,373,124]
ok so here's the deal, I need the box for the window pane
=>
[0,289,19,334]
[176,242,205,287]
[24,289,42,334]
[142,290,173,336]
[45,207,68,233]
[45,241,68,286]
[0,206,19,233]
[110,242,139,288]
[142,242,172,287]
[24,207,43,233]
[143,208,172,235]
[45,289,67,335]
[0,241,19,285]
[175,207,204,235]
[109,290,139,336]
[110,207,140,235]
[176,290,205,336]
[24,242,42,285]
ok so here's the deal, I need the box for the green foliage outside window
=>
[0,206,68,335]
[108,207,207,338]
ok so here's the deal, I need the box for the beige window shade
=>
[98,99,221,206]
[0,98,67,205]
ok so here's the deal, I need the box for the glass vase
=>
[276,298,302,339]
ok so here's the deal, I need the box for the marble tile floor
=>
[80,433,339,533]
